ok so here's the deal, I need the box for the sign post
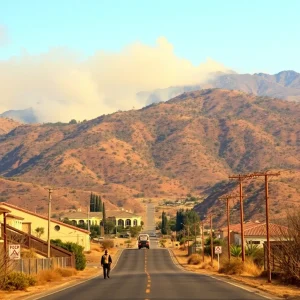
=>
[9,244,21,260]
[215,246,222,270]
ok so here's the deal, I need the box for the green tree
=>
[90,193,95,212]
[105,220,115,234]
[102,202,107,234]
[51,239,86,270]
[35,227,44,238]
[129,226,142,237]
[161,211,168,235]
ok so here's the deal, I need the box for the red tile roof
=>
[244,223,288,237]
[220,222,288,237]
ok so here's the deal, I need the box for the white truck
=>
[138,234,150,249]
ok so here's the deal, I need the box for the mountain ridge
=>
[0,88,299,225]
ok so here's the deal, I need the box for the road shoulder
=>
[0,248,123,300]
[169,249,300,300]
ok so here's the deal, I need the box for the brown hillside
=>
[0,117,21,135]
[0,89,299,223]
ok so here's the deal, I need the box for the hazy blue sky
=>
[1,0,299,74]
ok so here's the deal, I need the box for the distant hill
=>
[0,108,38,124]
[138,70,300,105]
[0,117,21,135]
[0,89,299,225]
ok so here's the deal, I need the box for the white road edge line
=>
[25,249,124,300]
[167,249,279,300]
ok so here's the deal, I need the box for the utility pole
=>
[194,222,197,245]
[47,188,53,258]
[251,172,280,283]
[219,194,239,261]
[187,225,190,249]
[210,214,213,266]
[229,174,253,262]
[201,221,205,262]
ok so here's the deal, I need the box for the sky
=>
[0,0,299,122]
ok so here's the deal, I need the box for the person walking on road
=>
[101,249,112,279]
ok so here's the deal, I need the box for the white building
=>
[220,222,288,248]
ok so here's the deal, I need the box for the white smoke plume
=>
[0,25,8,46]
[0,37,231,123]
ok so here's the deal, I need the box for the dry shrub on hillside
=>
[219,258,262,276]
[55,268,77,277]
[21,248,38,258]
[243,259,262,277]
[101,239,114,249]
[36,269,62,284]
[187,254,218,270]
[219,258,244,275]
[0,272,36,291]
[36,267,77,284]
[274,209,300,284]
[188,254,201,265]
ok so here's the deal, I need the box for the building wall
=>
[7,218,22,230]
[68,216,142,228]
[0,207,90,251]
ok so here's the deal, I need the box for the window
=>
[54,225,60,231]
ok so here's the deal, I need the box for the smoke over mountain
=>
[0,37,231,123]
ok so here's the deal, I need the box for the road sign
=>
[9,244,21,260]
[215,246,222,254]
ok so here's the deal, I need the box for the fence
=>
[10,257,72,275]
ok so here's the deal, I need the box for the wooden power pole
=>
[47,188,53,258]
[251,172,280,283]
[210,214,213,266]
[219,194,239,261]
[229,174,253,262]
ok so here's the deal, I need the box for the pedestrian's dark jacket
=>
[101,253,112,266]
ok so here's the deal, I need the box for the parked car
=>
[92,236,104,243]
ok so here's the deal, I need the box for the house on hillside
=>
[219,222,288,247]
[0,203,90,251]
[63,209,142,228]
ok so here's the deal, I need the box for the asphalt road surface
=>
[38,249,269,300]
[144,203,156,235]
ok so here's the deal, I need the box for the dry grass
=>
[36,267,78,284]
[197,256,218,271]
[21,248,38,259]
[55,268,77,277]
[219,258,262,276]
[171,249,300,298]
[242,259,263,277]
[36,269,62,284]
[187,254,202,265]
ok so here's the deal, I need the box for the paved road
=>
[38,249,269,300]
[144,203,156,234]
